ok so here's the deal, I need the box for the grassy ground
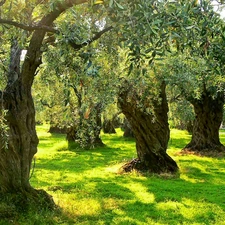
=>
[2,125,225,224]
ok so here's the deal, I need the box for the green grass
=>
[2,125,225,224]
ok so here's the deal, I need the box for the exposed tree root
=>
[179,147,225,157]
[120,158,145,173]
[120,157,178,174]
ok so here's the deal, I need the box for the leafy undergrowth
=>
[2,125,225,225]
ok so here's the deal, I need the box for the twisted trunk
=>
[184,91,225,153]
[0,40,55,212]
[118,81,178,173]
[0,1,89,212]
[1,82,38,192]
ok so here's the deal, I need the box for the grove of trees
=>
[0,0,225,210]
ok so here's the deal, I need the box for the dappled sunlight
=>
[180,174,201,183]
[105,163,124,173]
[112,215,144,225]
[168,129,191,152]
[57,196,102,217]
[179,156,225,185]
[179,198,224,222]
[122,182,155,204]
[102,198,122,211]
[156,200,183,212]
[155,198,224,224]
[29,126,225,224]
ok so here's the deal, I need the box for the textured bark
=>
[118,81,178,173]
[0,42,55,212]
[0,0,89,211]
[184,91,225,153]
[1,82,38,192]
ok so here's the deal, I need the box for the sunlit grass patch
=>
[11,125,224,224]
[168,129,191,153]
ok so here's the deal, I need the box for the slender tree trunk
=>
[92,103,104,146]
[118,81,178,173]
[184,91,225,153]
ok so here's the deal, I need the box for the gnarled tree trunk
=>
[0,39,55,213]
[184,91,225,153]
[118,81,178,173]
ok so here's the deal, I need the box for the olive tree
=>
[165,0,225,153]
[0,0,113,209]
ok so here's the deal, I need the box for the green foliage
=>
[33,68,73,126]
[38,5,120,147]
[169,98,194,130]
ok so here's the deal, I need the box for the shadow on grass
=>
[48,173,225,225]
[35,145,131,175]
[29,126,225,224]
[35,132,136,179]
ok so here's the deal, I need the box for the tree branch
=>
[0,0,88,33]
[40,99,54,108]
[68,26,113,50]
[21,0,88,86]
[0,18,58,33]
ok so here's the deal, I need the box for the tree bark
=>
[0,0,89,213]
[118,81,178,173]
[184,91,225,153]
[0,42,55,214]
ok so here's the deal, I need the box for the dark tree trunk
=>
[0,40,55,212]
[1,82,38,192]
[184,91,225,153]
[91,103,104,146]
[48,123,67,134]
[122,118,134,138]
[103,118,116,134]
[186,120,193,134]
[118,81,178,174]
[66,125,78,142]
[70,85,104,148]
